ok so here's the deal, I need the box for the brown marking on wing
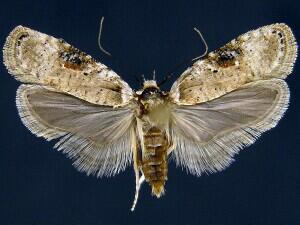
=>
[3,26,133,106]
[212,45,243,68]
[58,41,96,71]
[170,24,297,105]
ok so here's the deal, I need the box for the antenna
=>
[191,27,208,61]
[158,27,208,87]
[141,74,146,83]
[153,69,156,80]
[98,17,112,56]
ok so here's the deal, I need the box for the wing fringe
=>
[171,79,290,176]
[3,26,41,83]
[16,84,66,140]
[266,23,297,78]
[16,84,133,177]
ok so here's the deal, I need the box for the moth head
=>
[140,80,162,100]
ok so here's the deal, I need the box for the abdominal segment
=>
[141,127,169,197]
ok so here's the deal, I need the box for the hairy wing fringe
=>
[16,85,133,177]
[171,79,290,176]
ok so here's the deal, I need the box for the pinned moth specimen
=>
[3,23,297,210]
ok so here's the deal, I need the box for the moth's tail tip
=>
[151,183,165,198]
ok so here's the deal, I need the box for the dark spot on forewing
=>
[58,44,95,71]
[59,50,83,65]
[63,62,82,70]
[215,47,242,68]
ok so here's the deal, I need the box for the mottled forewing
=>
[171,79,289,176]
[17,85,135,176]
[3,26,133,106]
[170,23,297,105]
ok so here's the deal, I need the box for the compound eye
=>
[141,90,151,99]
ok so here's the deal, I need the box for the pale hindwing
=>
[16,85,135,177]
[170,23,297,105]
[171,79,289,176]
[3,26,133,106]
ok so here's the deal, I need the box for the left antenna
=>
[98,17,112,56]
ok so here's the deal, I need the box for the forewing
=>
[171,79,289,176]
[17,85,135,177]
[3,25,133,106]
[170,23,297,105]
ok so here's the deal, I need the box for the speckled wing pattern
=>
[170,24,297,176]
[3,26,135,176]
[3,24,298,181]
[3,26,133,106]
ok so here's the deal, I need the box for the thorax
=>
[137,96,171,130]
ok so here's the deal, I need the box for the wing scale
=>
[171,79,289,175]
[3,25,133,106]
[170,23,297,105]
[16,84,135,177]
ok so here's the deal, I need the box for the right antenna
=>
[98,17,112,56]
[158,27,209,87]
[192,27,208,61]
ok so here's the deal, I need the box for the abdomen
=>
[141,126,170,197]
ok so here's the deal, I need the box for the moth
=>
[3,23,297,211]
